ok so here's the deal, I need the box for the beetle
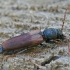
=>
[0,28,65,53]
[0,6,69,54]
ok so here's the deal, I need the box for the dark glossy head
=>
[56,29,64,39]
[42,28,64,40]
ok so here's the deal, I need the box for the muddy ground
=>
[0,0,70,70]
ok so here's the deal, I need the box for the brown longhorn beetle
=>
[0,6,70,57]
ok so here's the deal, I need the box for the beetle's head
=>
[56,29,65,39]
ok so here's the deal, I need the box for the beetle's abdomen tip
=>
[0,46,4,53]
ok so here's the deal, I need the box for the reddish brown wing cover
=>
[2,30,43,51]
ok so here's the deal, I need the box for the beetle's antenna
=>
[62,6,70,31]
[62,6,70,56]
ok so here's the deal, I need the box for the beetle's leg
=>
[66,39,70,56]
[46,39,62,45]
[4,54,16,61]
[16,49,26,55]
[45,39,62,44]
[40,43,46,47]
[51,39,68,46]
[4,49,27,60]
[53,40,62,45]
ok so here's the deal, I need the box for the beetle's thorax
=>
[40,28,64,41]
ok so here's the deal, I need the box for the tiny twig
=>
[31,61,46,70]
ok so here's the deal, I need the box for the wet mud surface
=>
[0,0,70,70]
